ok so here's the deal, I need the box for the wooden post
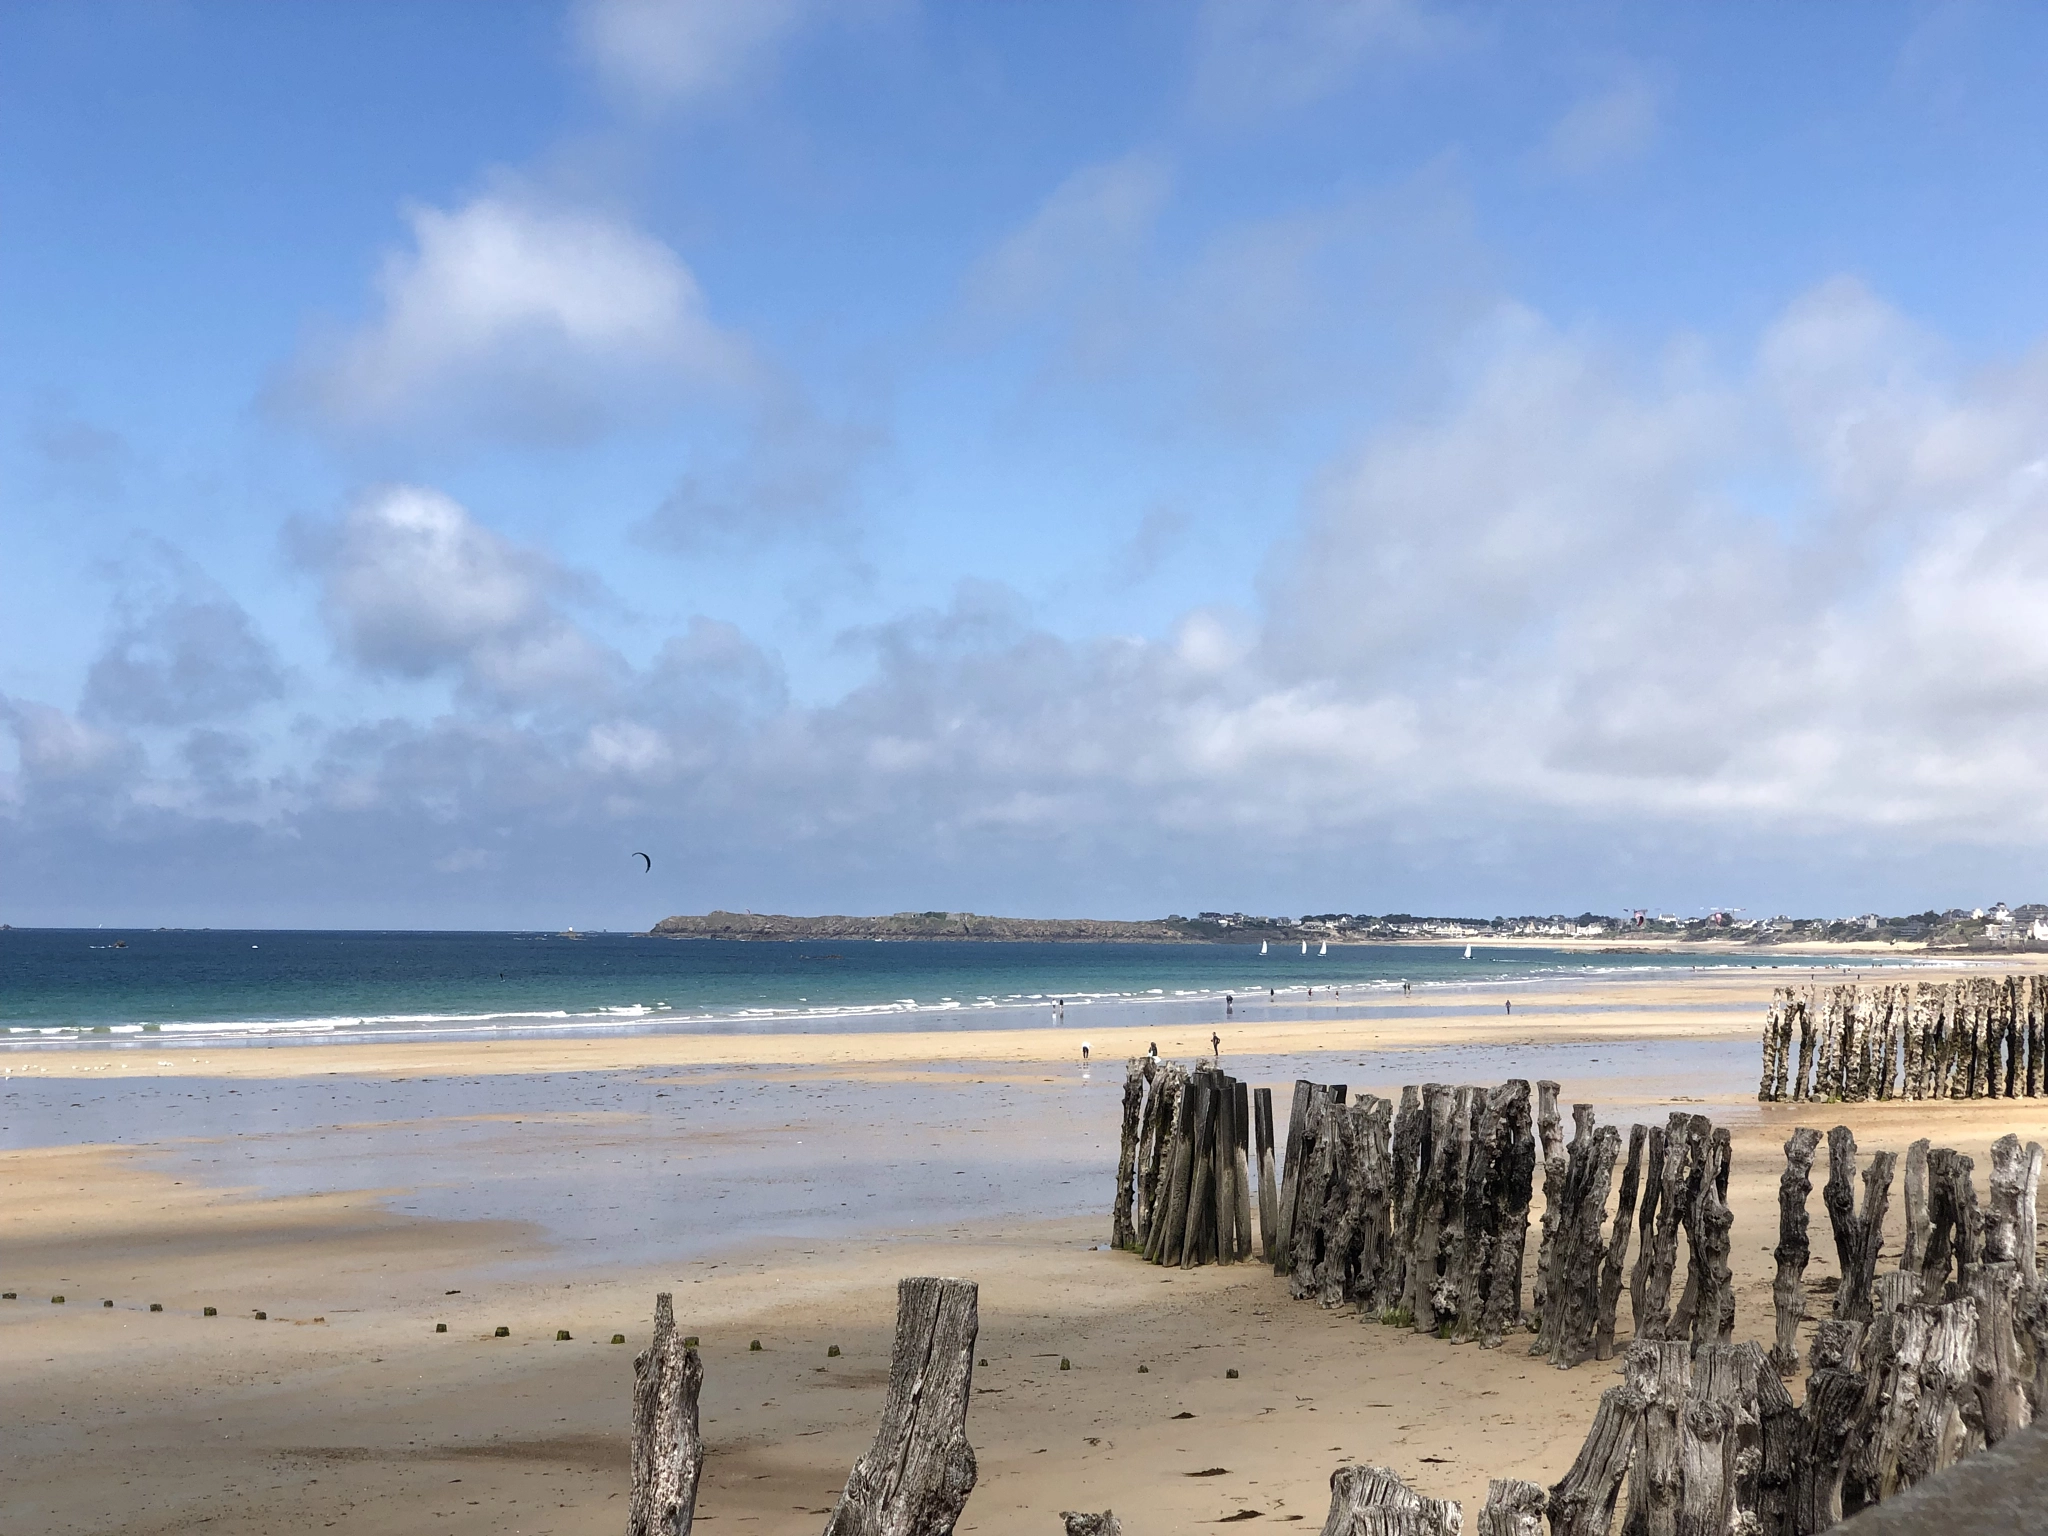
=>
[1352,1095,1395,1314]
[1920,1148,1982,1303]
[1624,1340,1690,1536]
[1823,1128,1896,1323]
[1545,1384,1640,1536]
[1112,1061,1145,1250]
[1291,1091,1342,1299]
[1968,1262,2028,1445]
[1530,1081,1566,1343]
[1676,1342,1757,1536]
[1760,990,1785,1103]
[1790,1319,1864,1536]
[1769,1127,1821,1377]
[1255,1087,1280,1265]
[1314,1098,1359,1308]
[1548,1112,1619,1369]
[2028,975,2045,1098]
[1630,1120,1668,1337]
[1792,992,1816,1102]
[1901,982,1925,1101]
[1380,1085,1425,1316]
[1474,1478,1545,1536]
[1418,1086,1477,1335]
[822,1277,978,1536]
[1637,1114,1690,1343]
[1274,1080,1315,1275]
[1595,1122,1646,1361]
[1755,1357,1801,1536]
[2023,1142,2043,1289]
[1899,1299,1982,1490]
[1318,1465,1459,1536]
[1211,1072,1237,1265]
[1901,1138,1931,1280]
[1456,1079,1533,1349]
[1180,1075,1217,1268]
[1689,1129,1737,1354]
[1404,1084,1458,1329]
[630,1292,705,1536]
[1232,1079,1255,1263]
[1155,1073,1196,1269]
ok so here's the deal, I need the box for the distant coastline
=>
[647,908,2031,951]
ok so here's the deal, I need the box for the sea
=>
[0,927,1909,1052]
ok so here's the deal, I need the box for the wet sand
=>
[4,961,2044,1535]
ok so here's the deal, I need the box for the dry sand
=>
[4,960,2044,1536]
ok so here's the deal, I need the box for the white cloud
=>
[573,0,809,111]
[27,280,2048,920]
[304,485,621,706]
[1537,73,1660,178]
[964,156,1174,320]
[281,193,753,443]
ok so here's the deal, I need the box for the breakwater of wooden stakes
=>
[1758,975,2048,1102]
[1112,1061,1741,1367]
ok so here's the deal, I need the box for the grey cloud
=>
[83,595,284,727]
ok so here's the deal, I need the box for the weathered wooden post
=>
[822,1277,979,1536]
[1823,1127,1896,1323]
[1595,1122,1645,1361]
[1112,1061,1146,1250]
[1211,1072,1238,1265]
[1625,1340,1690,1536]
[1760,990,1786,1102]
[1379,1085,1424,1316]
[1901,1137,1931,1279]
[1474,1479,1544,1536]
[1181,1075,1218,1268]
[1404,1084,1457,1329]
[1791,1319,1865,1535]
[1274,1081,1315,1275]
[1639,1113,1696,1343]
[1791,991,1816,1102]
[1529,1081,1566,1339]
[1318,1465,1459,1536]
[1755,1358,1801,1536]
[1148,1074,1195,1265]
[1630,1120,1667,1336]
[630,1292,705,1536]
[1456,1078,1533,1349]
[1545,1111,1619,1369]
[1546,1384,1641,1536]
[1254,1086,1280,1265]
[1770,1128,1821,1377]
[1689,1129,1737,1353]
[1231,1078,1256,1263]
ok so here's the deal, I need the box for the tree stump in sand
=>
[1459,1078,1534,1349]
[1688,1130,1737,1354]
[1380,1086,1425,1315]
[1755,1357,1801,1536]
[822,1277,978,1536]
[1318,1464,1459,1536]
[631,1292,705,1536]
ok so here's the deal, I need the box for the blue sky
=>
[7,1,2048,928]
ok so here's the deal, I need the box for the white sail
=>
[1300,940,1307,955]
[1319,941,1328,957]
[1464,944,1472,959]
[1260,940,1268,955]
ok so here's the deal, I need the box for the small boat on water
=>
[1319,941,1328,957]
[1260,940,1268,955]
[1300,940,1307,955]
[1464,944,1472,959]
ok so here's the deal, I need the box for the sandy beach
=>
[6,960,2046,1535]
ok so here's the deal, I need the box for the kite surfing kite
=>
[632,851,652,872]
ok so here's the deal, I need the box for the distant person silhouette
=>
[1081,1042,1090,1064]
[1210,1030,1221,1062]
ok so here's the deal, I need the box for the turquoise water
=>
[0,928,1883,1049]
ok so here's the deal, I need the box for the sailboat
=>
[1300,940,1308,955]
[1319,941,1328,957]
[1260,940,1268,955]
[1464,944,1472,959]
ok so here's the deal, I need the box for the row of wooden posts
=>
[1758,975,2048,1103]
[1113,1061,1739,1369]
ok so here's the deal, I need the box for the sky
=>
[7,1,2048,929]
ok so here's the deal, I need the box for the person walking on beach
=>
[1081,1042,1090,1065]
[1505,998,1511,1014]
[1211,1030,1221,1062]
[1225,994,1233,1014]
[1148,1041,1158,1062]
